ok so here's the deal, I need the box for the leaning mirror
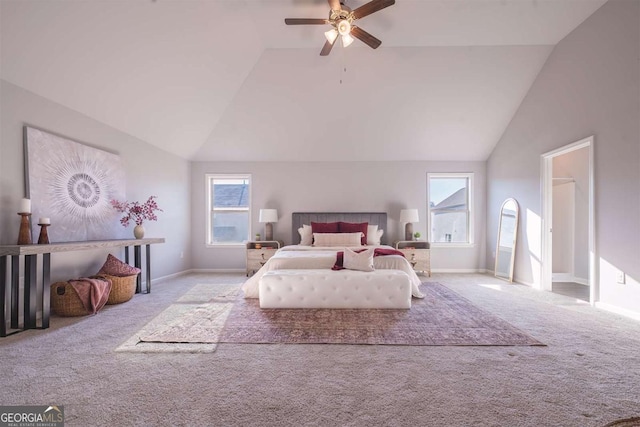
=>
[495,198,519,282]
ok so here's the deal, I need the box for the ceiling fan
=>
[285,0,395,56]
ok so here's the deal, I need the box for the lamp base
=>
[405,223,414,241]
[265,223,273,241]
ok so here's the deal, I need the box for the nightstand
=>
[395,240,431,276]
[246,240,283,276]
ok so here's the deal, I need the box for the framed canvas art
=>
[24,126,128,242]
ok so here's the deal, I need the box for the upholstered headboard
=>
[291,212,388,245]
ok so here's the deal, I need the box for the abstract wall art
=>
[24,126,128,242]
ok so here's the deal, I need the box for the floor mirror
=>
[495,198,519,282]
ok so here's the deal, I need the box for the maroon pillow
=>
[311,222,339,234]
[339,222,368,245]
[98,254,141,277]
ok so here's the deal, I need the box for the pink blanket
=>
[68,277,112,315]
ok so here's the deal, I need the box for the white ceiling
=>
[0,0,607,161]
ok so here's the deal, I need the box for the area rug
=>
[219,282,544,346]
[115,284,239,353]
[117,282,543,352]
[603,417,640,427]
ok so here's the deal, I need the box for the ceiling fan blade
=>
[353,0,395,20]
[328,0,341,11]
[284,18,328,25]
[351,26,382,49]
[320,39,335,56]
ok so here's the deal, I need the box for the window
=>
[206,174,251,245]
[427,173,474,245]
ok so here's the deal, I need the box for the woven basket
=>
[97,274,137,305]
[50,282,89,317]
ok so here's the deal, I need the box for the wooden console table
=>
[0,238,164,337]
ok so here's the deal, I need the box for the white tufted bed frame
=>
[255,212,415,309]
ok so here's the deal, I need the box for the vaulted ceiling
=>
[0,0,607,161]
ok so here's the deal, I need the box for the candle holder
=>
[38,223,50,244]
[17,213,33,245]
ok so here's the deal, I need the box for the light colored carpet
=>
[1,273,639,427]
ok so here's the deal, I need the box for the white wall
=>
[486,0,640,313]
[0,80,191,282]
[191,161,487,273]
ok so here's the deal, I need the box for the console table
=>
[0,238,164,337]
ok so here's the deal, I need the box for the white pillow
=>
[313,232,363,247]
[366,225,384,245]
[343,247,374,272]
[298,224,312,246]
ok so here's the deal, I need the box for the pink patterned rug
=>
[218,282,544,346]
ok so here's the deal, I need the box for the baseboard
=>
[595,302,640,321]
[552,273,572,282]
[552,273,589,286]
[431,269,489,274]
[175,268,490,276]
[153,270,191,283]
[187,268,246,274]
[153,268,247,282]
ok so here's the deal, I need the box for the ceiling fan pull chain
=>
[338,49,346,84]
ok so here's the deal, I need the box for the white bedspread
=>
[242,245,425,299]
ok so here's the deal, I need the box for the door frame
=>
[540,136,596,304]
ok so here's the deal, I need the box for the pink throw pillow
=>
[98,254,141,277]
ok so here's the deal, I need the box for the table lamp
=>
[259,209,278,241]
[400,209,419,241]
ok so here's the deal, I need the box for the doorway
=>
[541,136,596,304]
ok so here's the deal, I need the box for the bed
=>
[241,212,425,308]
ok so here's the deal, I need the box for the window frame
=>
[205,173,251,247]
[427,172,474,248]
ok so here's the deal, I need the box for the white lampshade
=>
[337,19,351,36]
[259,209,278,223]
[400,209,419,223]
[324,29,338,44]
[341,33,354,48]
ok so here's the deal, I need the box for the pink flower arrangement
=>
[111,196,162,227]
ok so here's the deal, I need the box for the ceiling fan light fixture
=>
[341,33,354,47]
[285,0,396,56]
[337,19,351,36]
[324,28,338,44]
